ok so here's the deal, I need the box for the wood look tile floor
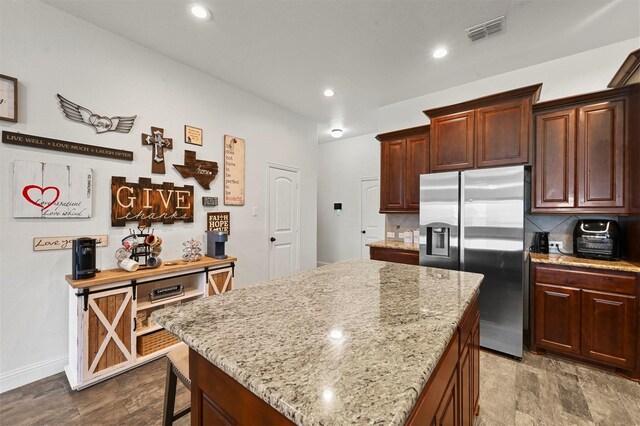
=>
[1,350,639,425]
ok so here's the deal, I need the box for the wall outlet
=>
[386,232,395,238]
[549,241,563,253]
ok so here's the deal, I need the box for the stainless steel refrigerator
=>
[419,166,525,358]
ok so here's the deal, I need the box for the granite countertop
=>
[152,259,483,425]
[367,240,419,252]
[530,252,640,273]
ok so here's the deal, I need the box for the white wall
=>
[0,1,317,391]
[378,38,640,132]
[317,133,381,264]
[317,37,640,266]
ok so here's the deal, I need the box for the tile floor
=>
[1,350,638,425]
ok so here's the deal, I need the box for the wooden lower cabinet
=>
[369,246,419,265]
[533,283,581,355]
[531,263,640,380]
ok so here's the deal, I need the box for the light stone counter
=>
[152,259,483,425]
[367,240,419,252]
[530,252,640,273]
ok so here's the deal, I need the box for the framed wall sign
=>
[224,135,245,206]
[185,125,203,146]
[207,212,230,235]
[111,176,194,227]
[202,196,218,207]
[14,160,93,219]
[0,74,18,123]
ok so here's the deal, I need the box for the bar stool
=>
[162,343,191,425]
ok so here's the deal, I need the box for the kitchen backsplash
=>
[385,212,619,254]
[525,214,619,253]
[385,214,419,241]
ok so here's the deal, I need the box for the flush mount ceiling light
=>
[324,89,335,97]
[331,129,343,138]
[189,4,212,20]
[433,47,448,59]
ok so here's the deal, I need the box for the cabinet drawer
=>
[535,265,637,295]
[369,247,419,265]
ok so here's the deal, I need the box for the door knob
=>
[361,230,366,234]
[270,237,276,242]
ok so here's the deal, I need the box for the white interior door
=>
[268,164,300,279]
[360,178,384,258]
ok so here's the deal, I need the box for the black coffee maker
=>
[72,238,98,280]
[532,232,549,254]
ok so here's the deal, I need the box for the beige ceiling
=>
[43,0,640,142]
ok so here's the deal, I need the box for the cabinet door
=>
[380,139,406,211]
[533,109,576,209]
[576,100,625,209]
[432,366,459,426]
[460,334,472,426]
[406,134,429,210]
[581,290,637,369]
[534,283,581,355]
[476,98,531,167]
[82,287,135,381]
[471,315,480,417]
[430,111,474,172]
[207,267,233,295]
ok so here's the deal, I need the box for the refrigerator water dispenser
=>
[426,227,450,257]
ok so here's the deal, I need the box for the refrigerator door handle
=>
[459,172,465,269]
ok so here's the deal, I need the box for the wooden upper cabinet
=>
[380,139,406,211]
[532,85,637,214]
[533,108,576,210]
[430,111,474,172]
[406,134,430,209]
[424,84,542,174]
[377,126,429,213]
[476,98,531,167]
[576,100,625,209]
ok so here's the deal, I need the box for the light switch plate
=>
[251,207,259,217]
[386,232,395,238]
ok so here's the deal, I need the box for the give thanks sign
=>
[111,177,194,227]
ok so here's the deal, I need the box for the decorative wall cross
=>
[141,127,173,174]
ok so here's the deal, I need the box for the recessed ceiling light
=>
[329,329,343,339]
[433,47,448,59]
[331,129,343,138]
[324,89,335,97]
[190,4,211,20]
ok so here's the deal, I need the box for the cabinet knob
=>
[361,230,366,234]
[270,237,276,242]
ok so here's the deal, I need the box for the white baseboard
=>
[0,355,68,393]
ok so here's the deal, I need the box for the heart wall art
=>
[13,160,93,218]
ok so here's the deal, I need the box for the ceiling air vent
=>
[466,15,505,42]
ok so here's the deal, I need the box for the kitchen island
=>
[152,259,483,425]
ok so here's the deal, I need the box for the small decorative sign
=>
[224,135,245,206]
[0,74,18,123]
[173,150,218,189]
[207,212,230,235]
[2,131,134,161]
[33,235,108,251]
[14,160,93,218]
[56,94,136,133]
[142,127,173,174]
[202,196,218,207]
[111,176,194,227]
[185,125,202,146]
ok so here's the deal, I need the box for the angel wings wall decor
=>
[56,94,136,133]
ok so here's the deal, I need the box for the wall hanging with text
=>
[111,176,194,227]
[224,135,245,206]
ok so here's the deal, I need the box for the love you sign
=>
[13,160,93,218]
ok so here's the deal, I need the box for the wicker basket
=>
[137,329,180,356]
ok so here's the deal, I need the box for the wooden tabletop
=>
[66,255,237,289]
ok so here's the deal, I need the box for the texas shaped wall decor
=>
[173,150,218,189]
[56,94,136,133]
